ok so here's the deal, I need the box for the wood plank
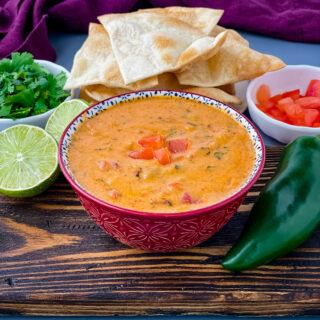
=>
[1,146,320,316]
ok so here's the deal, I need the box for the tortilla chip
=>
[83,84,131,102]
[83,75,242,110]
[78,87,98,105]
[184,87,242,105]
[154,78,245,111]
[83,74,184,101]
[153,72,187,90]
[176,30,285,87]
[98,12,227,84]
[64,23,158,90]
[210,25,246,40]
[217,83,235,95]
[210,27,249,47]
[209,25,227,37]
[139,7,223,35]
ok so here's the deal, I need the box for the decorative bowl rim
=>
[247,64,320,132]
[59,89,265,219]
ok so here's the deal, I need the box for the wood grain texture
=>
[1,146,320,316]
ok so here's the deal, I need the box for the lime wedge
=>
[0,125,59,198]
[45,99,89,143]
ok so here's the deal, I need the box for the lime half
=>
[45,99,89,143]
[0,125,59,198]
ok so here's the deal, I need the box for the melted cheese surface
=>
[68,97,256,213]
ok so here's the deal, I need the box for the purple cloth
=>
[0,0,55,61]
[1,0,319,62]
[151,0,320,43]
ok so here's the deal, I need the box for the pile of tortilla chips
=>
[64,7,285,111]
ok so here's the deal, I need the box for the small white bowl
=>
[247,65,320,144]
[0,59,72,132]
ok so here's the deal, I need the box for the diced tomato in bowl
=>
[255,81,320,127]
[247,65,320,144]
[306,80,320,97]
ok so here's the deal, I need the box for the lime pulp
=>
[0,125,59,197]
[45,99,89,143]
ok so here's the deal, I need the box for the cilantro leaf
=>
[5,89,35,108]
[0,105,11,117]
[33,98,48,115]
[56,71,67,88]
[11,52,34,71]
[0,52,69,119]
[0,58,11,72]
[9,108,32,119]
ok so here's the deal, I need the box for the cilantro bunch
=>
[0,52,69,119]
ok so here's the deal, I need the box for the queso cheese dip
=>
[67,97,256,213]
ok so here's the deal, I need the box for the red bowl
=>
[59,90,265,252]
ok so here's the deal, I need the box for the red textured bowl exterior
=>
[76,191,247,252]
[59,90,265,252]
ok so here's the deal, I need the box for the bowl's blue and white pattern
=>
[61,90,264,194]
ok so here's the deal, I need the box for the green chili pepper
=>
[222,135,320,271]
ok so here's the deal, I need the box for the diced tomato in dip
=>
[138,135,164,150]
[128,136,188,165]
[180,192,194,204]
[153,147,171,165]
[167,138,189,153]
[128,147,154,160]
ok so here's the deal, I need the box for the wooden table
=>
[1,146,320,316]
